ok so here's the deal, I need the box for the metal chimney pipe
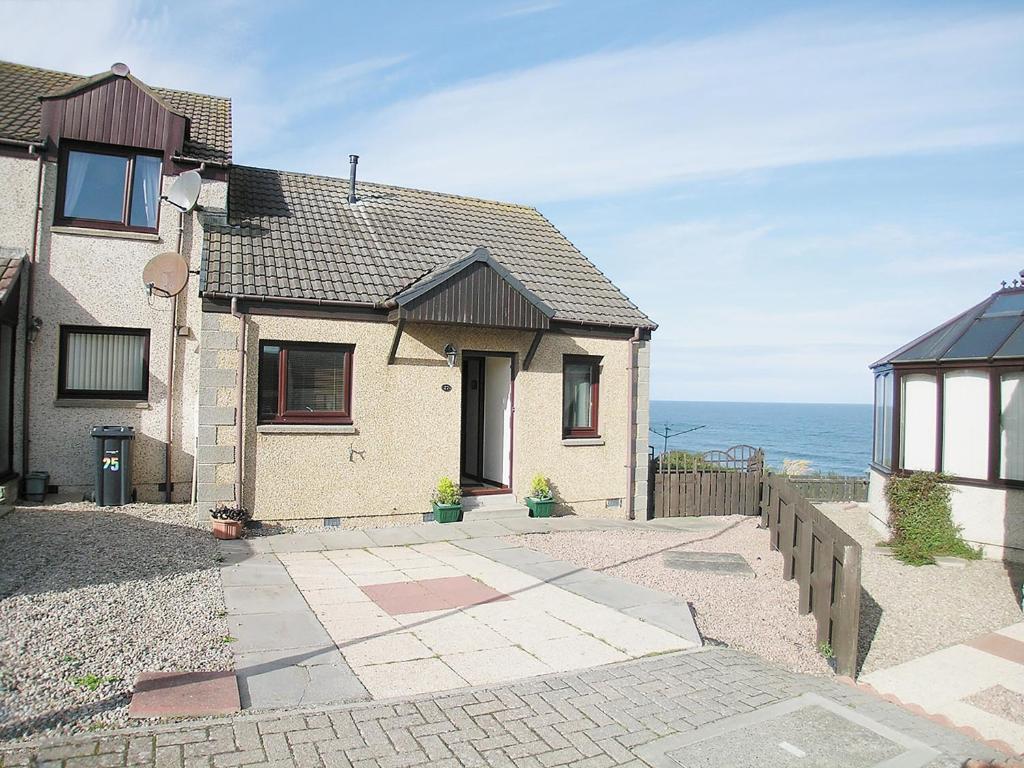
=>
[348,155,359,203]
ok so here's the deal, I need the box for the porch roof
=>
[389,247,554,330]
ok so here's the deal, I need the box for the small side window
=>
[563,355,600,438]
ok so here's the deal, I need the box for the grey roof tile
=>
[201,165,654,329]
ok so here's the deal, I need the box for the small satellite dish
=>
[164,170,202,213]
[143,252,189,298]
[110,62,131,77]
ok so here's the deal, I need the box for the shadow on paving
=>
[0,507,218,598]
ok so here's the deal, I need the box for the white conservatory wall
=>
[867,467,1024,562]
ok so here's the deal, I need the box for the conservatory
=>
[868,279,1024,561]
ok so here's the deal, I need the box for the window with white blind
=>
[900,374,937,471]
[942,370,989,479]
[59,326,149,399]
[258,341,353,424]
[1001,373,1024,481]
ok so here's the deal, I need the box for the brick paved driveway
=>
[0,649,1000,768]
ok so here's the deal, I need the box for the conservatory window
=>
[1001,373,1024,481]
[900,374,936,471]
[942,370,989,479]
[873,371,893,468]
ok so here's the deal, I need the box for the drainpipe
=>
[625,326,642,520]
[163,210,185,503]
[20,147,44,485]
[230,297,246,505]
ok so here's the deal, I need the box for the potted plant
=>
[525,474,555,518]
[431,477,462,523]
[210,505,250,540]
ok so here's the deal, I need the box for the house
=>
[868,276,1024,561]
[0,60,655,524]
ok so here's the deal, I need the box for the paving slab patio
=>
[274,540,700,699]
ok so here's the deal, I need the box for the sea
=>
[649,401,872,477]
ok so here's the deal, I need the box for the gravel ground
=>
[818,503,1023,676]
[509,516,832,676]
[0,502,231,743]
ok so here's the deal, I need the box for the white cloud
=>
[330,10,1024,201]
[490,1,563,20]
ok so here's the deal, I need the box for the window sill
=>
[257,424,358,435]
[55,398,149,409]
[562,437,605,446]
[51,225,161,242]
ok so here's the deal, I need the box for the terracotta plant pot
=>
[212,519,243,540]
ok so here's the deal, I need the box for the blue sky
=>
[3,0,1023,404]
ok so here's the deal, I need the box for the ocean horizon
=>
[649,400,872,477]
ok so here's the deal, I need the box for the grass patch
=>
[72,674,121,692]
[884,472,982,566]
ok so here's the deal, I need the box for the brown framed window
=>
[58,326,150,400]
[258,341,353,424]
[562,355,600,438]
[55,143,162,232]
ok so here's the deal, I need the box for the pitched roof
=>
[0,60,231,162]
[201,165,655,329]
[872,284,1024,367]
[0,248,26,307]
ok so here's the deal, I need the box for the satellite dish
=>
[164,170,202,213]
[143,252,189,298]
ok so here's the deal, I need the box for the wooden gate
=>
[650,445,764,518]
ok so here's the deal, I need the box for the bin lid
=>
[91,425,136,438]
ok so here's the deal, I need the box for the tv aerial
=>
[163,170,202,213]
[143,252,189,298]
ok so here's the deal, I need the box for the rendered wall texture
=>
[1,152,226,500]
[196,313,644,522]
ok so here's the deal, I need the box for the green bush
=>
[431,476,461,506]
[530,474,552,500]
[660,450,721,471]
[884,472,980,565]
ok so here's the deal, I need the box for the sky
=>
[2,0,1022,404]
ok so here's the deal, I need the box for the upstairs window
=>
[258,342,353,424]
[58,326,150,400]
[56,145,162,231]
[563,355,601,438]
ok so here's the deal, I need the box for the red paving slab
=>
[966,632,1024,665]
[362,576,509,615]
[128,671,240,718]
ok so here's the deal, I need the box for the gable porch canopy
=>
[386,247,554,331]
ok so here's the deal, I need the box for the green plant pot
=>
[432,502,462,524]
[526,497,554,518]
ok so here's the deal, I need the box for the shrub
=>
[884,472,980,565]
[660,450,720,471]
[210,505,250,523]
[431,477,461,506]
[530,474,553,500]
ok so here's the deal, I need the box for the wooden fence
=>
[650,445,764,518]
[783,475,869,503]
[760,474,862,677]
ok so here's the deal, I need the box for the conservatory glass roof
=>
[873,284,1024,367]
